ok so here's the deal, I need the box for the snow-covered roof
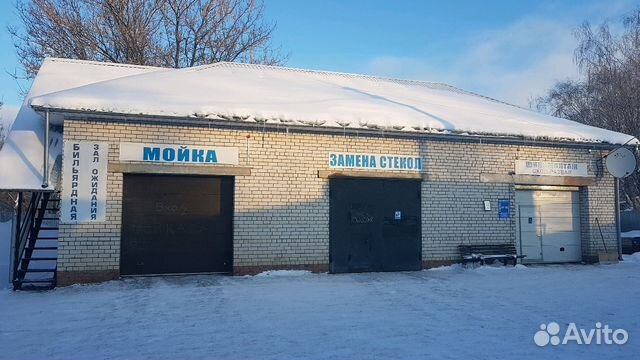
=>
[0,58,162,191]
[0,58,636,191]
[1,105,19,133]
[29,61,636,145]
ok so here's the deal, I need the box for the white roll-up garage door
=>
[515,189,582,263]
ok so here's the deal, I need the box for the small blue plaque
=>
[498,199,510,220]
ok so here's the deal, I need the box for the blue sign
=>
[498,199,510,220]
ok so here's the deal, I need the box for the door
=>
[518,205,543,262]
[121,174,234,275]
[515,190,581,263]
[329,178,421,273]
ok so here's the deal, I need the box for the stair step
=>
[26,246,58,250]
[16,284,55,291]
[23,257,57,261]
[18,268,56,273]
[36,237,58,240]
[44,208,60,211]
[15,278,55,284]
[41,217,59,220]
[39,227,59,230]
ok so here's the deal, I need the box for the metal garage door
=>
[329,178,421,273]
[121,174,234,275]
[515,189,581,263]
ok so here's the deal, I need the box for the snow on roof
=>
[30,61,636,145]
[1,105,19,133]
[0,58,163,191]
[1,58,637,191]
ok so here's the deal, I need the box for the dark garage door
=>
[330,178,422,273]
[121,174,234,275]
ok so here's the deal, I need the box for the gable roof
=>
[30,61,636,145]
[1,58,637,191]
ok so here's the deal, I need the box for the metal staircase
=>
[12,191,60,290]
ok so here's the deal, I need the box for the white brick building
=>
[0,58,636,287]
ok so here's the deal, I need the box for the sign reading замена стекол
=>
[329,152,423,171]
[119,142,239,165]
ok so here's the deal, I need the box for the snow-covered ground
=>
[0,217,57,289]
[622,230,640,238]
[0,219,12,289]
[1,257,639,360]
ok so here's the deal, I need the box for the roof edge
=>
[33,106,628,150]
[42,57,164,71]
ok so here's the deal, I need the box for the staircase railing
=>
[12,191,52,289]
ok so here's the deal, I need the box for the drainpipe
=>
[616,177,622,260]
[12,192,22,285]
[42,110,50,189]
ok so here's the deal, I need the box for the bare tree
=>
[9,0,285,78]
[159,0,282,68]
[536,9,640,210]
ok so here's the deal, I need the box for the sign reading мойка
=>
[119,142,239,165]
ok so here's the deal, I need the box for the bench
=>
[458,244,526,266]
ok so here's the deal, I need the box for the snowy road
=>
[1,257,639,360]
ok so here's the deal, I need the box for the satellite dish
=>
[605,147,637,178]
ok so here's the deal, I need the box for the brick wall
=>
[57,119,617,284]
[422,182,514,261]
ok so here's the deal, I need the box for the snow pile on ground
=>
[30,61,636,145]
[428,262,529,272]
[621,230,640,238]
[1,261,639,360]
[254,270,312,277]
[623,252,640,263]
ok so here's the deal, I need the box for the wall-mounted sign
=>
[60,141,108,223]
[329,152,423,171]
[498,199,510,220]
[515,160,588,177]
[119,142,239,165]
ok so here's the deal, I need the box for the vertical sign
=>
[498,199,510,220]
[60,141,108,223]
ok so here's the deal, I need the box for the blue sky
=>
[0,0,637,110]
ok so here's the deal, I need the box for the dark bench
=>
[458,244,526,266]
